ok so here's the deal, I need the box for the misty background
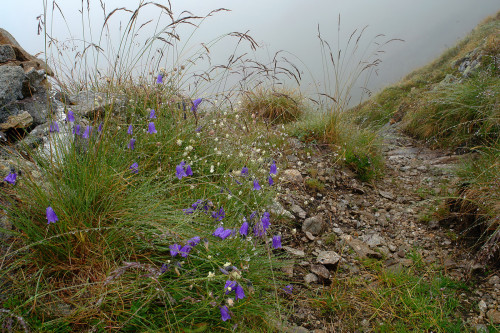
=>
[1,0,499,103]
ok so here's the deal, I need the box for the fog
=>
[1,0,499,102]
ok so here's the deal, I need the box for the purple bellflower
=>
[148,122,157,134]
[270,160,277,175]
[46,206,58,224]
[176,162,188,180]
[129,162,139,174]
[283,284,293,295]
[128,138,136,150]
[272,235,282,249]
[149,109,156,119]
[98,122,103,133]
[220,305,231,321]
[156,74,163,84]
[211,207,225,221]
[261,212,270,231]
[239,220,249,236]
[219,229,232,240]
[179,245,191,258]
[127,125,133,135]
[191,98,202,112]
[235,284,245,300]
[67,110,75,122]
[73,124,81,135]
[169,244,181,256]
[268,175,274,186]
[252,179,261,191]
[185,165,193,176]
[82,125,92,139]
[213,226,224,237]
[4,172,17,185]
[241,166,249,176]
[49,121,59,133]
[187,236,201,247]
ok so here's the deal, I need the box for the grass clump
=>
[311,256,470,332]
[241,87,303,124]
[290,111,384,182]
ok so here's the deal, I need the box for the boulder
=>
[0,111,33,131]
[69,91,127,119]
[0,28,53,75]
[316,251,341,266]
[0,66,24,111]
[0,45,16,63]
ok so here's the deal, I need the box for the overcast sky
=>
[1,0,499,99]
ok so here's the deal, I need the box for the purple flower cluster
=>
[224,280,245,300]
[176,161,193,180]
[183,199,212,215]
[169,236,202,259]
[211,206,225,221]
[213,226,232,240]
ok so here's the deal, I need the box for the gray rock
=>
[316,251,340,266]
[291,204,307,219]
[0,111,32,131]
[0,66,24,115]
[345,237,382,259]
[269,199,294,219]
[486,309,500,324]
[472,324,488,333]
[379,190,394,200]
[0,45,16,63]
[69,91,127,120]
[281,169,303,185]
[360,233,385,248]
[305,231,315,241]
[283,246,305,257]
[487,275,500,285]
[302,214,324,235]
[23,68,49,96]
[304,273,318,284]
[310,264,330,279]
[478,300,488,313]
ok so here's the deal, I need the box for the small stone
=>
[488,275,500,285]
[282,169,303,184]
[283,246,305,257]
[302,214,325,235]
[388,244,397,252]
[478,300,488,313]
[310,264,330,279]
[379,190,394,200]
[332,227,343,235]
[281,265,294,278]
[360,233,385,248]
[304,273,318,284]
[346,238,382,259]
[305,231,315,241]
[486,309,500,324]
[472,324,488,333]
[291,204,307,219]
[316,251,340,266]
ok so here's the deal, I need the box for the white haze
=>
[1,0,499,104]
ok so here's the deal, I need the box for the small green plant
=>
[305,178,325,193]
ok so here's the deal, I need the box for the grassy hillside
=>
[350,12,499,262]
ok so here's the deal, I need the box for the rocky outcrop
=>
[0,29,53,75]
[0,29,54,134]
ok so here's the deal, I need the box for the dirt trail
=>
[276,123,499,331]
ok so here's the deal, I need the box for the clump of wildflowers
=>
[211,207,225,221]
